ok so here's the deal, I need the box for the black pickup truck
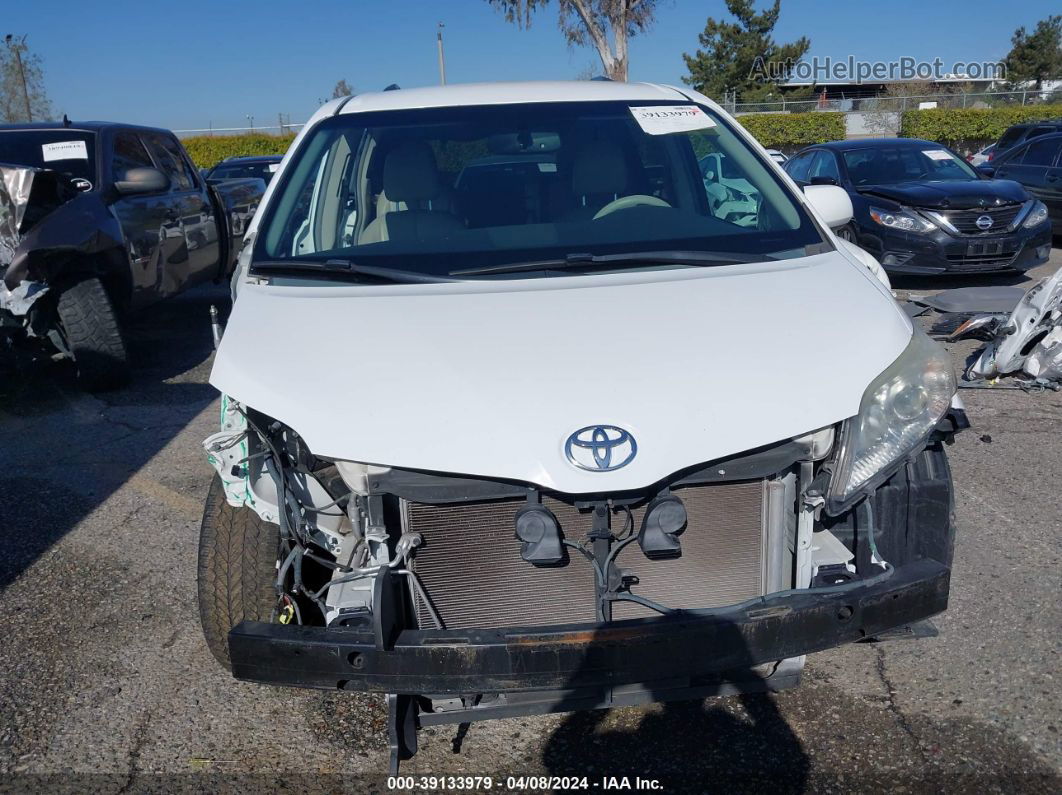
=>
[0,121,264,389]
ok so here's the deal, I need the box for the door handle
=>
[1046,174,1060,183]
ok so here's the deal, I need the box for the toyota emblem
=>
[564,425,637,472]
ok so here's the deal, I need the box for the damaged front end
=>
[1,163,124,367]
[202,347,962,769]
[1,165,59,344]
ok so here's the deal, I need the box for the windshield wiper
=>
[251,258,459,284]
[450,250,775,277]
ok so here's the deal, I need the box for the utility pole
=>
[436,22,446,86]
[246,114,254,131]
[5,34,33,122]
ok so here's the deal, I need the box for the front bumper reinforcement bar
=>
[229,558,949,694]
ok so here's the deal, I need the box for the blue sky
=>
[5,0,1058,131]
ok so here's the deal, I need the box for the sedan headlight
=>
[1023,200,1049,229]
[827,329,955,512]
[868,205,937,234]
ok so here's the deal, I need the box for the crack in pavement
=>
[117,709,152,794]
[874,645,930,764]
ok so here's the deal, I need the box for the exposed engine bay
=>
[204,396,958,640]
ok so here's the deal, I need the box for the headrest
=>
[571,139,627,196]
[383,141,442,203]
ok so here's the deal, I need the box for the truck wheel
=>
[55,277,130,391]
[197,474,281,670]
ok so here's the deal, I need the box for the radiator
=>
[406,481,766,630]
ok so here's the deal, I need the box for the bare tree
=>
[0,35,53,122]
[489,0,659,81]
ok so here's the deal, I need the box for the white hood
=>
[211,253,912,494]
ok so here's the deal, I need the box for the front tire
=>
[197,475,281,670]
[55,277,130,391]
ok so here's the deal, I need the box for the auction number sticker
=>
[630,104,715,135]
[922,149,953,161]
[41,140,89,161]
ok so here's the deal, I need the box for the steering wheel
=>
[593,194,672,220]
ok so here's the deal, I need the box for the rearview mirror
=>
[976,165,996,178]
[114,167,169,195]
[803,184,853,229]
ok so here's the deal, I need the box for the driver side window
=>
[809,151,840,183]
[785,152,814,183]
[112,132,154,180]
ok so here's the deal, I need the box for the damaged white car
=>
[197,81,963,771]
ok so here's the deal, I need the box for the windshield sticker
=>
[630,105,716,135]
[923,149,953,161]
[267,163,280,172]
[41,140,89,161]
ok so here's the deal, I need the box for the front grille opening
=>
[406,481,766,630]
[943,204,1023,235]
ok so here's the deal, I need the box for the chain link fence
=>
[172,123,304,139]
[728,89,1062,116]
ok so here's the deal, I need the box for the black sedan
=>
[204,155,283,184]
[978,132,1062,232]
[785,138,1052,275]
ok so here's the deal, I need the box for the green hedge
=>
[181,134,296,169]
[736,111,846,149]
[899,104,1062,149]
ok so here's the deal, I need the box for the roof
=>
[0,120,171,135]
[814,138,945,150]
[218,154,284,163]
[1005,119,1062,129]
[337,80,694,115]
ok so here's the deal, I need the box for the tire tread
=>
[196,475,279,669]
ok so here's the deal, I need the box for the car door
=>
[995,136,1062,223]
[108,129,186,308]
[142,132,220,291]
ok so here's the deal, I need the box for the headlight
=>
[827,329,955,512]
[868,205,937,234]
[1023,200,1049,229]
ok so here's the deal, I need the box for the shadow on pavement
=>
[0,282,226,590]
[542,692,809,792]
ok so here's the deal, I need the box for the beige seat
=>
[359,142,463,245]
[562,139,629,222]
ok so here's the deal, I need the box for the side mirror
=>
[976,165,996,178]
[803,184,853,229]
[810,175,838,186]
[114,167,169,195]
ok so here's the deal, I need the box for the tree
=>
[331,78,354,99]
[682,0,809,103]
[1005,15,1062,90]
[488,0,659,81]
[0,35,53,123]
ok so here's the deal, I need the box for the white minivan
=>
[198,81,964,771]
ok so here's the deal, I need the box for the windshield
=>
[842,145,978,186]
[0,129,97,184]
[258,101,823,279]
[208,160,279,183]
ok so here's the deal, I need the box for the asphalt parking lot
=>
[1,252,1060,793]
